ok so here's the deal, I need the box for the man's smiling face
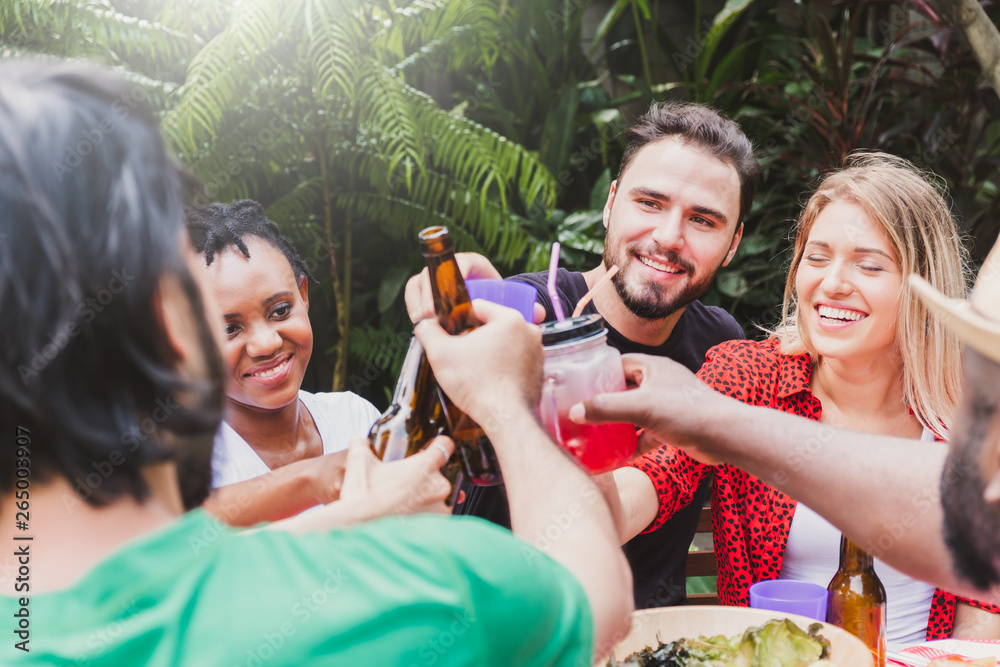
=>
[602,136,743,321]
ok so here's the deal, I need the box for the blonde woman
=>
[612,153,1000,646]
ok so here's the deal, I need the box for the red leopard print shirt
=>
[631,338,1000,640]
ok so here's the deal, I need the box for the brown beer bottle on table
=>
[826,535,887,666]
[418,225,502,486]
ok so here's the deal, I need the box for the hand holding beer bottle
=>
[419,226,503,486]
[367,337,451,467]
[368,226,506,488]
[416,299,544,431]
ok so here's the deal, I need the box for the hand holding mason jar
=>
[374,226,638,482]
[538,314,637,473]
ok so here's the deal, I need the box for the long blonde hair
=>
[774,153,970,437]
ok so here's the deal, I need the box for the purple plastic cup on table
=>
[748,580,829,621]
[466,279,537,323]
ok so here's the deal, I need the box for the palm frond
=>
[304,0,363,103]
[392,22,480,75]
[157,0,232,41]
[164,0,297,154]
[374,0,499,73]
[332,144,533,263]
[357,70,557,225]
[1,0,191,68]
[356,66,428,178]
[184,96,307,193]
[0,44,178,111]
[265,177,325,234]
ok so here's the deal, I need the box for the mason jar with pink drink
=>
[538,313,638,473]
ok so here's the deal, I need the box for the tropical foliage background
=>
[4,0,1000,409]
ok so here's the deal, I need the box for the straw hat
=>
[911,240,1000,365]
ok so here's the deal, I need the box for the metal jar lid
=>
[539,313,606,347]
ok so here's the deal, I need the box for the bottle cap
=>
[418,226,453,256]
[539,313,606,347]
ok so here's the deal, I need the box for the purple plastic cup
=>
[748,580,829,621]
[466,279,537,323]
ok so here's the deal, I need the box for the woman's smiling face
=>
[198,236,313,413]
[795,199,903,363]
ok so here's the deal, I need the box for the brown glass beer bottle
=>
[367,337,441,454]
[418,225,502,486]
[367,336,462,494]
[826,535,887,666]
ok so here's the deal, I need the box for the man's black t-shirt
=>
[454,268,745,608]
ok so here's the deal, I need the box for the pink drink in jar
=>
[539,314,637,473]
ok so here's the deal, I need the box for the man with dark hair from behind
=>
[0,60,631,664]
[407,101,759,609]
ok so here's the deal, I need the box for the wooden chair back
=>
[686,502,719,605]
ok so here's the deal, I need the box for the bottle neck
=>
[420,232,475,334]
[838,535,875,572]
[389,337,425,400]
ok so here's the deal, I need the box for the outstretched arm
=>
[953,601,1000,639]
[416,299,633,659]
[268,436,452,534]
[203,452,348,526]
[571,352,996,603]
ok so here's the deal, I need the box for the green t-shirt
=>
[0,510,592,665]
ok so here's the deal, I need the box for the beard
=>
[940,398,1000,591]
[603,235,714,322]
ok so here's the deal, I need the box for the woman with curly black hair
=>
[187,200,380,526]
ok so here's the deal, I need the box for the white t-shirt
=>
[210,390,380,489]
[779,427,939,650]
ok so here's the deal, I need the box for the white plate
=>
[605,606,873,666]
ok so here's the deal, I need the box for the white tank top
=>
[779,427,938,650]
[210,389,379,489]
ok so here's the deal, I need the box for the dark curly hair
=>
[0,60,224,508]
[185,200,316,284]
